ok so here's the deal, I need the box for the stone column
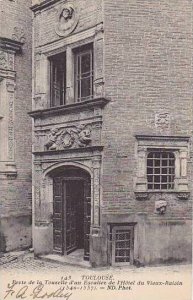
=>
[93,23,104,98]
[178,149,189,192]
[33,163,53,255]
[136,147,147,192]
[90,155,107,267]
[0,50,17,178]
[34,52,48,109]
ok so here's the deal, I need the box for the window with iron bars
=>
[147,151,175,190]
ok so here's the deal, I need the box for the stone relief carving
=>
[0,51,14,70]
[155,112,170,130]
[12,26,26,43]
[155,200,167,215]
[135,192,148,201]
[8,92,14,160]
[45,124,92,151]
[177,192,190,200]
[55,2,79,37]
[0,51,7,68]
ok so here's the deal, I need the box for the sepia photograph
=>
[0,0,192,299]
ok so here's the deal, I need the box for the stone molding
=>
[29,97,110,119]
[33,153,103,227]
[31,0,61,12]
[33,145,104,156]
[135,135,190,199]
[177,192,190,201]
[0,37,23,53]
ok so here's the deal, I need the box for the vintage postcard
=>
[0,0,192,299]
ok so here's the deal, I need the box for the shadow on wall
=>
[0,221,6,253]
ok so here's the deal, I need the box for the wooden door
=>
[83,180,91,260]
[53,177,64,253]
[53,177,91,259]
[66,181,78,254]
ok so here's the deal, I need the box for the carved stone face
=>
[55,3,78,37]
[61,8,73,21]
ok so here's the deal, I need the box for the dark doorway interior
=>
[66,180,84,253]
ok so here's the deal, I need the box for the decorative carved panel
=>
[155,112,170,131]
[45,124,92,151]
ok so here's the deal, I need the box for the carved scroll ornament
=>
[45,124,92,151]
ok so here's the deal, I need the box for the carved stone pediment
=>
[45,124,92,151]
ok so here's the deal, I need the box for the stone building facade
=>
[0,0,32,252]
[30,0,192,266]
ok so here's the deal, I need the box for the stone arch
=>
[43,161,93,179]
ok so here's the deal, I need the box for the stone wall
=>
[101,0,192,264]
[0,0,32,252]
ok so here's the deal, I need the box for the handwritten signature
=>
[4,282,72,299]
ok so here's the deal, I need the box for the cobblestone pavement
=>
[0,252,192,300]
[0,251,192,274]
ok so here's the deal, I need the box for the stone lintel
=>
[33,145,104,156]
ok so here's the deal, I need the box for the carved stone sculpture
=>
[155,112,170,130]
[0,51,7,68]
[55,3,79,37]
[12,27,26,43]
[45,124,92,151]
[155,200,167,215]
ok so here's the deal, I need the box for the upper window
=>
[49,43,94,107]
[50,52,66,107]
[147,151,175,190]
[74,44,93,102]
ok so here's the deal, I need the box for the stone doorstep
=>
[40,253,91,269]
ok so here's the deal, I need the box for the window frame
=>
[135,135,190,199]
[49,51,66,108]
[74,43,94,103]
[146,149,176,191]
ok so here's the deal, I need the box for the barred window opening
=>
[147,151,175,190]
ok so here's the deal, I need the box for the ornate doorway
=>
[52,167,91,260]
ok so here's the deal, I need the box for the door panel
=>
[66,182,77,253]
[53,177,64,253]
[53,176,91,260]
[84,180,91,260]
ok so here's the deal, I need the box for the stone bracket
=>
[177,192,190,200]
[135,192,148,201]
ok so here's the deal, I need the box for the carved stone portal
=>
[55,2,79,37]
[45,124,92,151]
